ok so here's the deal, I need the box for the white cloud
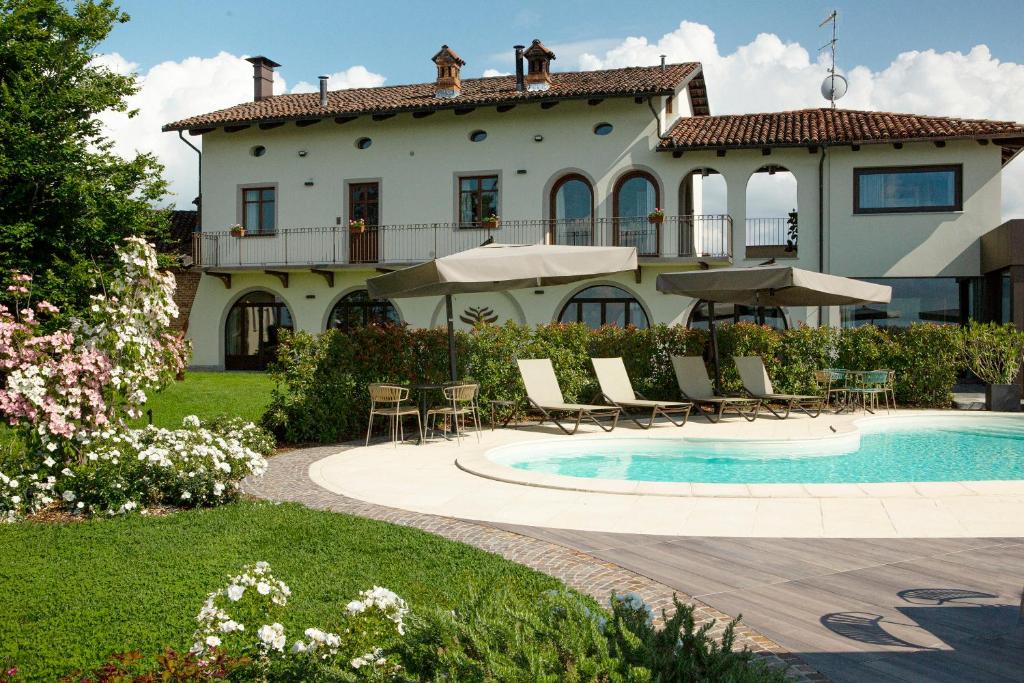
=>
[290,65,385,94]
[92,52,383,208]
[578,21,1024,220]
[482,68,511,78]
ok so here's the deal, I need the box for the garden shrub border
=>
[262,321,996,445]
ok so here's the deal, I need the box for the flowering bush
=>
[190,562,405,680]
[0,238,275,522]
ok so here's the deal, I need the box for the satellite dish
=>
[821,73,848,102]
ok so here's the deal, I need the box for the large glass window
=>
[614,171,660,256]
[558,285,649,329]
[1000,270,1013,325]
[854,165,962,214]
[224,291,293,370]
[328,289,399,330]
[242,187,276,233]
[839,277,977,328]
[458,175,499,227]
[550,174,593,246]
[686,301,788,331]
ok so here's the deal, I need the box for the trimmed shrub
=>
[264,321,969,445]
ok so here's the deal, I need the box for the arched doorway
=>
[686,300,789,331]
[558,285,650,329]
[327,289,400,330]
[679,168,728,257]
[745,165,798,257]
[224,291,294,370]
[613,171,660,257]
[549,173,594,246]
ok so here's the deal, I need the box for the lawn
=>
[133,370,276,429]
[0,501,565,680]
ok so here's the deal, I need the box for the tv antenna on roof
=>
[819,10,847,108]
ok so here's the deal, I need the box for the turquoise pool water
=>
[488,417,1024,484]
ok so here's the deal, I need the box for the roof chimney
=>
[660,55,666,72]
[523,39,555,91]
[318,75,329,107]
[432,45,466,98]
[514,44,525,92]
[246,56,280,102]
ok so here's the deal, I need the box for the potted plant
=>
[960,321,1024,412]
[481,213,500,230]
[349,218,366,233]
[647,208,665,225]
[229,224,246,237]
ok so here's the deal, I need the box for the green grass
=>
[0,501,565,680]
[133,371,276,429]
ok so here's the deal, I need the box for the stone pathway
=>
[243,445,828,681]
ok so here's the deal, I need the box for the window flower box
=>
[229,224,246,237]
[647,209,665,225]
[481,214,500,230]
[349,218,366,234]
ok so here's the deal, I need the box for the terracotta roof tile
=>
[658,108,1024,161]
[163,63,701,131]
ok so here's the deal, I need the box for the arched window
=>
[686,300,788,331]
[224,291,293,371]
[328,289,399,331]
[613,171,660,256]
[549,174,594,246]
[558,285,649,329]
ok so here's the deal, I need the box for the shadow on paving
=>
[492,527,1024,683]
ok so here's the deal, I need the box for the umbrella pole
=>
[708,301,722,394]
[445,294,457,382]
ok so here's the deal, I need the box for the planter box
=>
[985,383,1022,411]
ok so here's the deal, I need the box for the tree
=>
[0,0,168,318]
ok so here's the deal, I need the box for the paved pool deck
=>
[309,410,1024,538]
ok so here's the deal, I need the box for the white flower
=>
[205,635,221,648]
[42,456,55,468]
[182,415,201,428]
[62,490,75,502]
[10,496,20,505]
[45,443,57,452]
[218,619,243,633]
[257,623,286,651]
[256,581,271,595]
[8,480,18,489]
[291,640,307,654]
[181,491,192,500]
[345,599,366,615]
[226,584,245,602]
[76,501,84,509]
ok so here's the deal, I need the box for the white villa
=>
[163,41,1024,370]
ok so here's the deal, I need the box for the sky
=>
[93,0,1024,217]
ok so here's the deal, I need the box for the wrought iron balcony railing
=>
[192,215,733,269]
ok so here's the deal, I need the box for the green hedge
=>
[262,321,976,445]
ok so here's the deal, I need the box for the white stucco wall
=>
[184,94,1006,368]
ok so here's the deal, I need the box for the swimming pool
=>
[486,416,1024,484]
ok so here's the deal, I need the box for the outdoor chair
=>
[365,383,423,447]
[814,368,849,412]
[734,356,824,419]
[591,357,691,429]
[516,359,620,435]
[426,381,481,444]
[670,356,761,423]
[847,369,892,414]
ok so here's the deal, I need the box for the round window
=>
[355,137,372,150]
[469,130,487,142]
[593,122,613,136]
[250,145,267,157]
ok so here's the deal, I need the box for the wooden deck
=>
[496,527,1024,682]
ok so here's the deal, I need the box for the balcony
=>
[192,215,733,269]
[745,217,798,259]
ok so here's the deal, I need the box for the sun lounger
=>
[516,359,620,435]
[734,356,824,419]
[591,357,691,429]
[670,356,761,423]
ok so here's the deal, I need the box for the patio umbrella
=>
[851,305,901,325]
[367,243,638,380]
[656,265,892,391]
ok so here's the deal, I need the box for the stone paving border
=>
[242,445,829,682]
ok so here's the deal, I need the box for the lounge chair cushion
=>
[614,398,690,408]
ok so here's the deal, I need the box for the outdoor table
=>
[488,399,519,430]
[408,383,445,443]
